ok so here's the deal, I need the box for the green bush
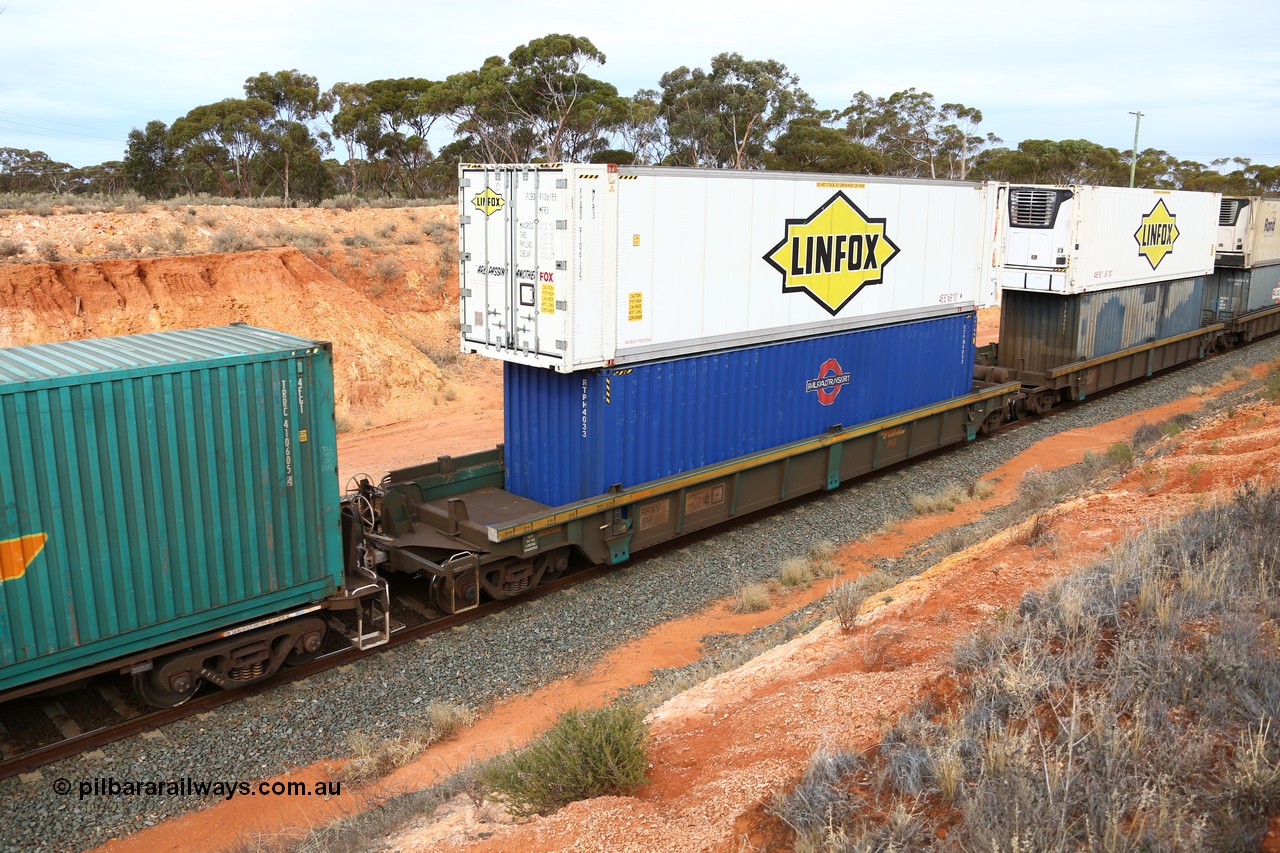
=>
[482,705,649,817]
[1265,363,1280,403]
[1106,441,1134,466]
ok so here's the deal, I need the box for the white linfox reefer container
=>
[459,164,1003,372]
[1216,197,1280,268]
[1002,185,1219,295]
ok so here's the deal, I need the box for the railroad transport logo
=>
[471,187,506,217]
[764,192,900,315]
[1134,199,1180,269]
[805,358,850,406]
[0,532,47,583]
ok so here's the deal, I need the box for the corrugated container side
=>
[505,314,976,507]
[461,163,998,373]
[998,280,1206,376]
[1202,269,1252,321]
[1245,265,1280,313]
[0,327,342,691]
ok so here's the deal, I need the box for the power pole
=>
[1129,111,1144,188]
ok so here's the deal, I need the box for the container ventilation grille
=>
[1219,198,1242,226]
[1009,189,1059,227]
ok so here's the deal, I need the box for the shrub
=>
[482,705,649,817]
[374,256,404,282]
[770,747,862,838]
[421,220,450,240]
[1265,363,1280,403]
[0,239,22,257]
[261,224,326,249]
[1130,422,1162,451]
[414,339,460,367]
[144,231,171,253]
[1106,441,1134,466]
[210,226,256,253]
[779,556,818,588]
[912,479,994,516]
[733,582,771,613]
[36,241,59,262]
[342,701,474,783]
[833,570,896,630]
[343,231,376,248]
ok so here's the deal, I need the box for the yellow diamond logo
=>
[764,192,900,315]
[471,187,506,217]
[0,532,47,583]
[1134,198,1180,270]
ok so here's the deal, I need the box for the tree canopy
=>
[30,32,1256,201]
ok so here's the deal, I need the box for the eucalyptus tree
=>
[765,114,884,174]
[327,82,378,194]
[244,69,334,203]
[364,77,451,197]
[0,147,72,193]
[617,89,667,165]
[971,139,1129,185]
[169,98,275,196]
[123,120,176,198]
[659,53,811,169]
[446,34,628,163]
[842,88,996,179]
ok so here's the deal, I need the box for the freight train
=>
[2,165,1278,710]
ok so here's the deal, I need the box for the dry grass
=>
[732,582,772,614]
[773,483,1280,850]
[832,570,896,630]
[341,701,475,783]
[909,479,993,516]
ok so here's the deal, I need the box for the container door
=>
[460,167,569,364]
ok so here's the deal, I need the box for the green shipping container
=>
[0,325,343,695]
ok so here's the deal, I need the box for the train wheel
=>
[979,408,1006,435]
[430,574,478,614]
[133,669,199,708]
[535,550,570,583]
[284,623,327,666]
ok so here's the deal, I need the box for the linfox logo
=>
[1134,198,1180,269]
[805,358,850,406]
[764,192,900,315]
[0,532,47,583]
[471,187,506,216]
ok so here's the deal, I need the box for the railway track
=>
[0,564,612,780]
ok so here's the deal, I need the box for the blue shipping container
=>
[505,313,976,507]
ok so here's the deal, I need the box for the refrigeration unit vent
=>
[1009,189,1061,228]
[1219,198,1244,226]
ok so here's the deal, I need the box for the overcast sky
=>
[3,0,1278,171]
